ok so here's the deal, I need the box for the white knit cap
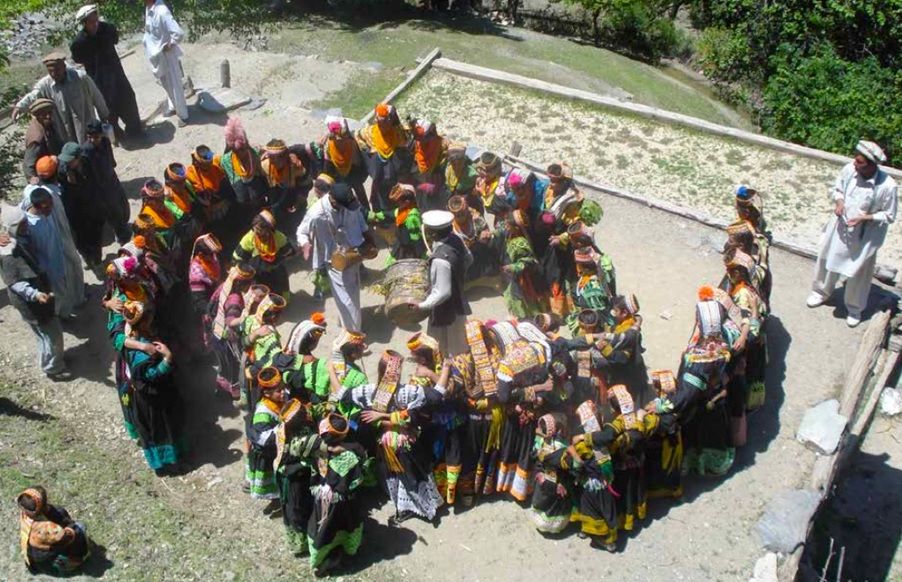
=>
[75,4,98,24]
[856,140,887,164]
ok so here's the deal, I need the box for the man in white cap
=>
[12,52,109,145]
[143,0,189,126]
[411,210,473,357]
[70,4,143,140]
[0,205,68,380]
[807,140,898,327]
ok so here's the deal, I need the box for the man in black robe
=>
[70,5,143,140]
[57,142,106,270]
[82,121,132,243]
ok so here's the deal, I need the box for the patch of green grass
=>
[723,149,746,165]
[0,60,44,107]
[266,14,744,126]
[308,68,406,119]
[762,157,794,171]
[0,380,303,580]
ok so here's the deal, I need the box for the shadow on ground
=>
[81,542,114,578]
[827,282,899,325]
[338,515,419,574]
[176,354,244,470]
[801,450,902,581]
[738,315,789,465]
[0,395,55,421]
[63,288,118,388]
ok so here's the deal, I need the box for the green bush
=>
[761,44,902,163]
[695,26,751,83]
[3,0,270,45]
[690,0,901,72]
[597,0,681,63]
[670,25,696,62]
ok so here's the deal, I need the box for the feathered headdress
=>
[224,117,248,150]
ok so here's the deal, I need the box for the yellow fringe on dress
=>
[486,405,504,452]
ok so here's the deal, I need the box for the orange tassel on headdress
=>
[698,285,715,301]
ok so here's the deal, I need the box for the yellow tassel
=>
[381,442,404,474]
[662,436,683,474]
[486,404,505,452]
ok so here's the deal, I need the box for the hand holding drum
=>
[383,259,430,325]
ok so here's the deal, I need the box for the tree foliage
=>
[5,0,272,47]
[558,0,682,62]
[691,0,902,164]
[762,44,902,163]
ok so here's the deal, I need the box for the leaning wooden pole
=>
[782,309,896,581]
[839,309,892,417]
[358,47,442,125]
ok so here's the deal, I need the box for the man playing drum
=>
[410,210,473,357]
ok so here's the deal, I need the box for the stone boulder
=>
[755,489,821,553]
[796,399,847,455]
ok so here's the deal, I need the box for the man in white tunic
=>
[13,52,109,145]
[414,210,473,357]
[297,183,370,334]
[143,0,189,126]
[807,140,898,327]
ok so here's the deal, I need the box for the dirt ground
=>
[0,42,894,581]
[398,70,902,270]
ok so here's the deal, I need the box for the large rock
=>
[880,387,902,416]
[749,552,778,582]
[875,265,897,285]
[755,489,821,553]
[796,399,847,455]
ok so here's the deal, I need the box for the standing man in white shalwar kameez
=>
[413,210,473,357]
[807,140,898,327]
[297,183,372,335]
[143,0,189,126]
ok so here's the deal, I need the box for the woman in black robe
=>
[121,301,185,476]
[274,399,318,556]
[307,413,369,576]
[596,294,650,406]
[529,413,577,534]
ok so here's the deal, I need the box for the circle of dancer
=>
[11,98,898,576]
